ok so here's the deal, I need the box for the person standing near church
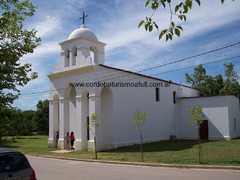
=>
[70,132,75,149]
[56,131,59,148]
[65,132,70,150]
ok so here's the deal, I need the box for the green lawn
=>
[0,136,239,166]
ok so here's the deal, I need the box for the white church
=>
[48,22,240,151]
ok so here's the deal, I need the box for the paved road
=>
[27,156,240,180]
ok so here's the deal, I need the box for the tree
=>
[133,110,147,162]
[33,99,49,134]
[85,113,99,159]
[22,110,36,135]
[0,0,41,108]
[189,105,204,164]
[213,74,224,95]
[0,107,12,139]
[185,64,206,90]
[139,0,234,41]
[0,107,23,138]
[185,63,239,97]
[220,63,240,97]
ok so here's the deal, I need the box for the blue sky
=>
[13,0,240,110]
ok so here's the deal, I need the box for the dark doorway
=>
[87,116,89,141]
[199,120,209,140]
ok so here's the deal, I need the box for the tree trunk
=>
[140,134,144,162]
[94,136,97,159]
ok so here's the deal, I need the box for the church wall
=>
[178,95,240,140]
[95,70,185,147]
[92,65,200,148]
[48,64,201,150]
[228,96,240,139]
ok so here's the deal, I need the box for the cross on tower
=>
[80,11,88,25]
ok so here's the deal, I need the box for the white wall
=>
[178,95,240,140]
[96,66,199,148]
[228,96,240,139]
[48,63,201,150]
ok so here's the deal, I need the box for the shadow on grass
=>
[14,137,42,140]
[102,140,207,153]
[0,144,21,149]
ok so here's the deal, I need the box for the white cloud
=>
[35,16,62,38]
[21,41,60,64]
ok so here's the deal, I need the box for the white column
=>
[58,98,65,149]
[48,100,54,147]
[75,96,88,151]
[88,94,102,151]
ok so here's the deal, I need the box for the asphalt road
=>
[27,156,240,180]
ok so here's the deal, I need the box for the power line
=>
[150,55,240,76]
[138,41,240,73]
[19,41,240,97]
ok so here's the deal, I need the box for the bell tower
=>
[52,23,106,73]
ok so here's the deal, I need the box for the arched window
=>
[65,50,70,67]
[90,46,98,64]
[72,48,77,66]
[90,50,94,64]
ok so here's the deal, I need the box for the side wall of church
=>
[96,66,199,148]
[178,95,240,140]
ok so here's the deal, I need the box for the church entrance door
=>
[199,120,208,140]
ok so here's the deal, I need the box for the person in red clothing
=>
[70,132,75,149]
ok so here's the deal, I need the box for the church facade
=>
[48,24,240,151]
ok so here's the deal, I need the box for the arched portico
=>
[48,94,60,148]
[100,87,114,150]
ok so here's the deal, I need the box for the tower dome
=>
[68,25,98,40]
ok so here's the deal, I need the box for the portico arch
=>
[63,83,77,149]
[100,87,114,150]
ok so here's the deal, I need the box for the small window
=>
[155,88,159,102]
[90,50,94,64]
[72,49,77,66]
[65,51,70,67]
[173,91,176,104]
[66,51,70,58]
[74,49,77,56]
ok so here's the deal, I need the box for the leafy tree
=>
[33,99,49,134]
[133,110,147,162]
[213,74,224,95]
[0,0,41,108]
[22,110,36,135]
[0,107,23,138]
[185,64,206,90]
[189,105,204,164]
[200,75,214,96]
[85,113,99,159]
[185,63,239,97]
[139,0,234,41]
[220,63,240,97]
[0,107,12,139]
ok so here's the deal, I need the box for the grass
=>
[0,136,240,166]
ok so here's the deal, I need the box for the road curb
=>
[35,155,240,171]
